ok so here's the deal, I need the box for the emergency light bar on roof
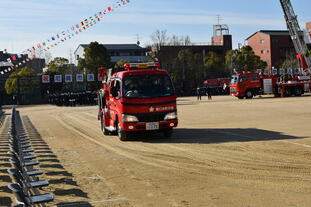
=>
[124,62,160,70]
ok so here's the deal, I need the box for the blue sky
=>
[0,0,310,61]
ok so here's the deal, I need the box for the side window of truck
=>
[251,74,259,81]
[239,76,248,82]
[115,81,121,97]
[111,80,121,98]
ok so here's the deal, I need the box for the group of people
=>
[196,87,212,100]
[48,91,97,106]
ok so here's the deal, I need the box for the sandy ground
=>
[1,95,311,207]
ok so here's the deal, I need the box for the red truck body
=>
[97,63,178,141]
[230,72,311,99]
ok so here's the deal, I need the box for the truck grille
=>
[135,112,167,122]
[230,87,236,93]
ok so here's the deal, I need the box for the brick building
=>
[153,34,232,69]
[246,30,296,69]
[305,22,311,43]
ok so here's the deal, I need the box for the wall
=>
[247,32,272,68]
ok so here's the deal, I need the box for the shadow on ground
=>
[21,116,92,206]
[131,128,305,144]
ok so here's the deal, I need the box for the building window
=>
[260,39,265,44]
[261,50,266,54]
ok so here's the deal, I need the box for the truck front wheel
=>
[163,129,173,138]
[101,116,110,136]
[117,122,129,141]
[245,90,253,99]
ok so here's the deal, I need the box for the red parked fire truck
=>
[97,62,178,141]
[230,72,311,99]
[231,0,311,99]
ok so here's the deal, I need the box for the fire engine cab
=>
[97,62,178,141]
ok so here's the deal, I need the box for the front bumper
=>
[122,120,178,131]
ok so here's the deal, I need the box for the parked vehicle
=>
[230,72,311,99]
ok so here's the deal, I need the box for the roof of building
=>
[246,30,290,40]
[0,62,13,67]
[74,44,145,54]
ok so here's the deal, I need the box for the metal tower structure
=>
[279,0,311,72]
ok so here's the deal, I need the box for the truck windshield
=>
[122,74,175,98]
[231,75,238,84]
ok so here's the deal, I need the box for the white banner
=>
[54,75,62,83]
[76,74,84,82]
[87,74,95,82]
[65,74,73,83]
[42,75,50,83]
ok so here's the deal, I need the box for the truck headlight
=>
[164,112,177,120]
[122,114,139,122]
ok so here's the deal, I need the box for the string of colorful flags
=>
[0,0,130,75]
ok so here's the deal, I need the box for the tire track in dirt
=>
[56,110,311,183]
[73,110,311,169]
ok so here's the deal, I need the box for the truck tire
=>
[163,129,173,138]
[117,122,129,141]
[101,116,110,136]
[245,90,253,99]
[285,88,292,97]
[294,87,302,96]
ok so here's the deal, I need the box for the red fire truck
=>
[97,62,178,141]
[230,72,311,99]
[231,0,311,99]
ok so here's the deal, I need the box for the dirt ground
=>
[1,95,311,207]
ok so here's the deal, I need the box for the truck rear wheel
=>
[117,122,129,141]
[285,88,292,97]
[245,90,253,99]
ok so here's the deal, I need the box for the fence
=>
[0,75,101,105]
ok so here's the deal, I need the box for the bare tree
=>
[183,35,191,45]
[170,35,180,46]
[150,29,169,49]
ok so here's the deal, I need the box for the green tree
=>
[280,58,298,69]
[114,59,129,69]
[170,49,205,94]
[204,51,229,78]
[225,46,267,73]
[5,67,34,95]
[78,41,111,74]
[43,57,70,75]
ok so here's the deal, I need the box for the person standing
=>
[206,87,212,100]
[196,87,201,100]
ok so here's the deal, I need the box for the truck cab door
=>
[110,80,122,124]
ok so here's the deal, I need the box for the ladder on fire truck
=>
[279,0,311,74]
